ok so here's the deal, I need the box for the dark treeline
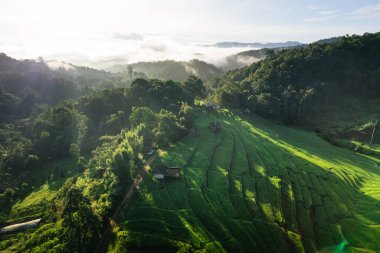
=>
[0,53,152,123]
[214,32,380,124]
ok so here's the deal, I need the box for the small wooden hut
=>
[209,122,222,133]
[152,165,181,180]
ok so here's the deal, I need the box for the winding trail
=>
[95,154,158,253]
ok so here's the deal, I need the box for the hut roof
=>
[154,174,165,180]
[153,165,181,178]
[165,168,181,177]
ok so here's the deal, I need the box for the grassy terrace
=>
[112,109,380,253]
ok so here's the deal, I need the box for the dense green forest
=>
[213,32,380,145]
[0,53,203,251]
[216,37,344,72]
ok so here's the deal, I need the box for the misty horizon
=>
[1,0,380,70]
[1,33,306,70]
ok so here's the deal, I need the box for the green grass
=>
[113,109,380,252]
[0,158,77,252]
[4,158,77,222]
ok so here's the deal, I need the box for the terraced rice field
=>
[112,110,380,253]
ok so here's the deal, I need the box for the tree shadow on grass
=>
[235,112,380,252]
[115,111,380,252]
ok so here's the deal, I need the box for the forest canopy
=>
[214,32,380,123]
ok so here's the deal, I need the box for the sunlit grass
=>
[114,109,380,252]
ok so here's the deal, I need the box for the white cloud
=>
[303,5,340,22]
[353,3,380,19]
[319,10,339,16]
[0,33,261,69]
[306,5,326,11]
[304,3,380,23]
[303,16,336,22]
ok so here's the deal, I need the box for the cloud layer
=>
[0,34,259,69]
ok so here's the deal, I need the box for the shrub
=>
[25,155,40,169]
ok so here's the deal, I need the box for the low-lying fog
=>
[1,33,259,70]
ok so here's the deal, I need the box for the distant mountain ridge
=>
[234,36,345,57]
[209,41,303,48]
[222,37,346,71]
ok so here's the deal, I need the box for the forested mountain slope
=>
[214,32,380,144]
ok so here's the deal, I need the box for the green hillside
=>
[111,109,380,253]
[213,33,380,145]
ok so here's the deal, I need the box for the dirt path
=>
[95,154,158,253]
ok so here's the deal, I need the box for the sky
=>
[0,0,380,68]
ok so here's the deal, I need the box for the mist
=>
[1,33,259,70]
